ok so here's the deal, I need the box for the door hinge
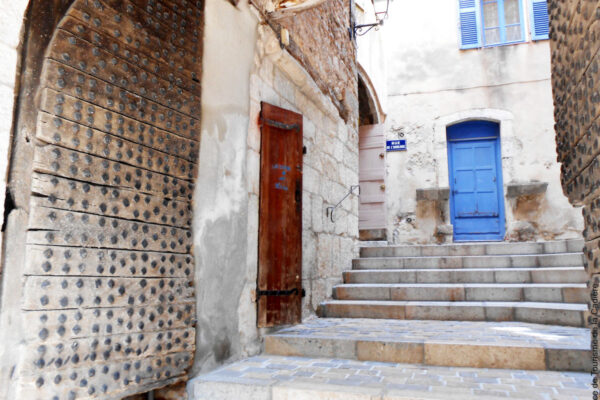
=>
[257,288,305,298]
[262,118,300,133]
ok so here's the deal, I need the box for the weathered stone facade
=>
[254,0,359,125]
[549,0,600,387]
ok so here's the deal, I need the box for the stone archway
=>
[0,1,203,398]
[357,64,385,126]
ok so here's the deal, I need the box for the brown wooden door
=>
[258,102,303,327]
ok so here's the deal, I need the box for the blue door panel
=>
[454,217,500,234]
[447,121,505,241]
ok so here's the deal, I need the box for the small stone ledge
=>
[416,187,450,201]
[506,182,548,198]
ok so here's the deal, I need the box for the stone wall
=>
[381,0,583,244]
[192,0,358,376]
[549,0,600,387]
[254,0,358,126]
[250,23,359,321]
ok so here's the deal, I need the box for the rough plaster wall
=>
[0,0,29,270]
[191,0,257,376]
[548,0,600,384]
[381,0,582,244]
[0,0,33,397]
[192,0,359,377]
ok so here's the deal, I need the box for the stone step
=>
[344,267,588,284]
[318,300,587,327]
[352,253,583,270]
[360,239,584,258]
[264,319,591,372]
[188,355,592,400]
[333,283,587,303]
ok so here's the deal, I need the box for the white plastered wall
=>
[0,0,29,254]
[382,0,583,243]
[0,1,30,397]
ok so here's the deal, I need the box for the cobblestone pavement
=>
[270,318,590,350]
[191,355,593,399]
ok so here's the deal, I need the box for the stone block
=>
[424,343,546,370]
[247,149,261,195]
[303,165,320,194]
[416,188,450,201]
[562,287,588,303]
[514,307,584,327]
[265,336,356,359]
[545,349,593,371]
[273,382,383,400]
[465,287,521,302]
[321,302,406,319]
[356,341,424,364]
[311,195,324,233]
[494,270,532,283]
[392,287,465,301]
[274,67,295,104]
[303,191,312,231]
[302,230,317,280]
[317,234,333,278]
[404,304,485,321]
[523,287,563,302]
[187,380,272,400]
[531,268,587,283]
[336,285,391,300]
[483,306,515,322]
[337,121,348,143]
[258,57,274,84]
[304,117,317,140]
[247,100,262,152]
[506,182,548,198]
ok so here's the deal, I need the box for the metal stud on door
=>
[11,0,203,398]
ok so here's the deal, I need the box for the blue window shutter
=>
[459,0,481,49]
[530,0,549,40]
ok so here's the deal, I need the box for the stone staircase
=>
[319,239,588,327]
[188,240,592,399]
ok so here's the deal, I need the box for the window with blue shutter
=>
[459,0,548,49]
[530,0,550,40]
[459,0,482,49]
[481,0,525,46]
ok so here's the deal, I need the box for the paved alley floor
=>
[267,318,590,349]
[188,355,593,399]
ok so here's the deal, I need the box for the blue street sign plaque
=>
[386,139,407,152]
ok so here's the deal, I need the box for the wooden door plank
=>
[257,103,303,327]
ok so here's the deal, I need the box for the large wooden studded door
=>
[5,0,203,398]
[257,103,303,328]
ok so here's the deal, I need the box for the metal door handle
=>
[380,184,386,191]
[379,153,385,159]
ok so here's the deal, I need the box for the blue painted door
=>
[447,121,505,241]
